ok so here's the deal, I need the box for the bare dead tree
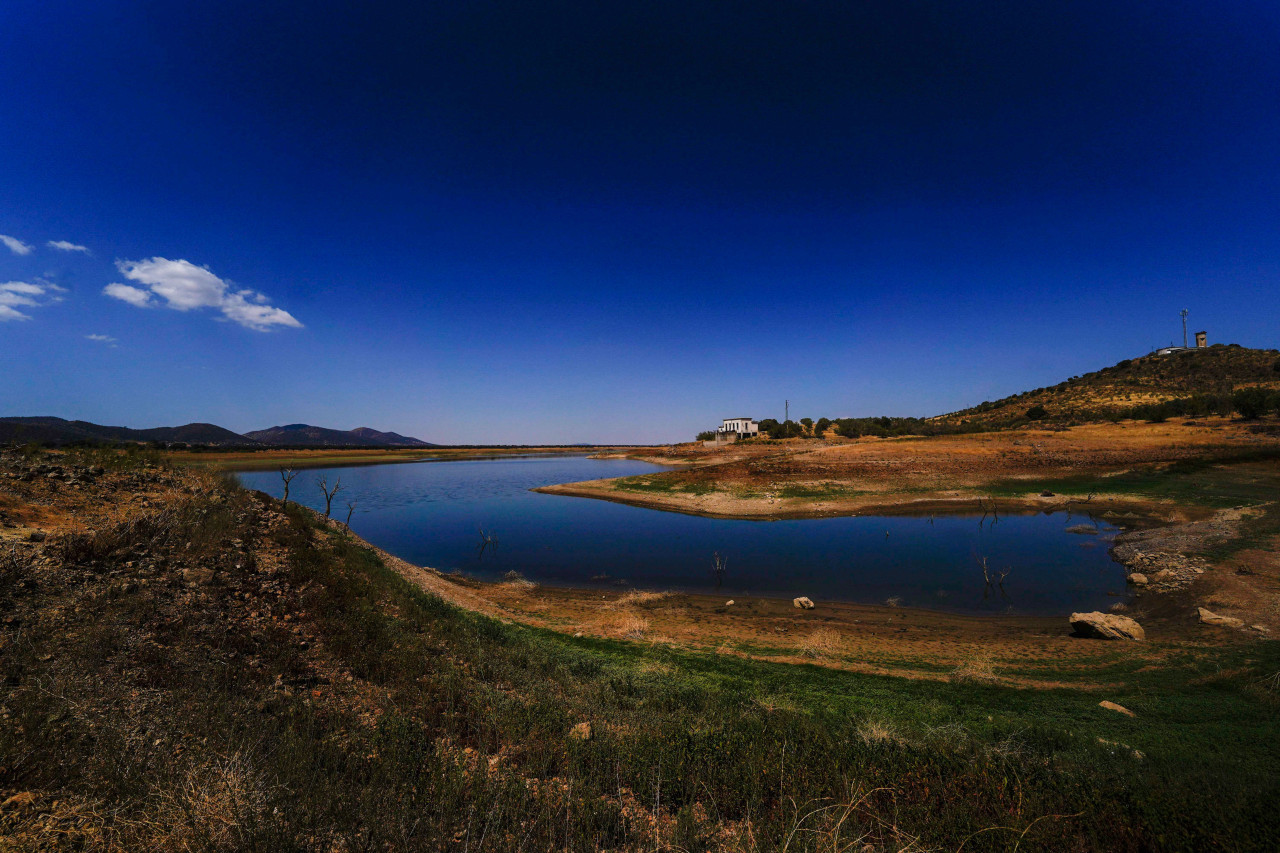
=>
[978,556,1011,588]
[712,551,728,589]
[345,498,358,526]
[317,475,342,518]
[477,526,498,557]
[279,467,299,504]
[977,495,1000,527]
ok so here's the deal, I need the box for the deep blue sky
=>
[2,1,1278,444]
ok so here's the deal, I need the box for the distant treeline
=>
[696,385,1280,442]
[698,416,982,442]
[1118,387,1280,423]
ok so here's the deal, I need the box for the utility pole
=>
[1180,309,1189,348]
[785,399,789,423]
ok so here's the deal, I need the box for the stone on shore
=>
[1127,573,1148,586]
[1070,611,1145,641]
[793,596,815,610]
[1197,607,1244,629]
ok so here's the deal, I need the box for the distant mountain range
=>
[244,424,434,447]
[0,417,435,448]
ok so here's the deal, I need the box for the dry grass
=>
[778,784,931,853]
[0,753,270,853]
[596,609,650,640]
[799,628,845,660]
[150,752,269,851]
[618,589,671,607]
[857,719,905,748]
[497,570,538,592]
[950,653,999,684]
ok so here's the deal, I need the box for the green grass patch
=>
[775,482,866,499]
[985,452,1280,509]
[614,473,717,495]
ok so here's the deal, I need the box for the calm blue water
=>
[237,456,1127,615]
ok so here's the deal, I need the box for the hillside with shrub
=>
[935,344,1280,427]
[694,345,1279,444]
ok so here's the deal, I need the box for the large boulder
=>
[1070,611,1145,641]
[793,596,815,610]
[1197,607,1244,629]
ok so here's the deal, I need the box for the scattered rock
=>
[1040,491,1055,497]
[1099,700,1135,717]
[1110,545,1211,593]
[1070,611,1145,641]
[793,596,815,610]
[1197,607,1244,629]
[569,722,592,741]
[27,530,46,542]
[1251,625,1269,633]
[725,599,734,606]
[1127,573,1148,586]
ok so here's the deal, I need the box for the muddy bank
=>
[535,479,1185,524]
[301,507,1272,689]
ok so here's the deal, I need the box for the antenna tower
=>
[785,399,789,423]
[1180,309,1189,348]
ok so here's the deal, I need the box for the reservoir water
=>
[236,455,1128,615]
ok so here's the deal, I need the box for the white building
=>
[719,417,759,438]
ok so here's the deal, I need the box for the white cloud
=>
[103,282,153,308]
[48,240,90,254]
[86,333,118,347]
[1,234,33,256]
[0,280,61,321]
[109,257,302,331]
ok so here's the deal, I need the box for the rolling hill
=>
[937,343,1280,426]
[0,418,435,448]
[0,417,258,446]
[243,424,435,447]
[348,427,434,446]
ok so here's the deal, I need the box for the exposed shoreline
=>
[320,507,1260,687]
[534,478,1183,524]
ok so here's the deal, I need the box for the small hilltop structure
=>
[1154,309,1208,356]
[705,417,759,446]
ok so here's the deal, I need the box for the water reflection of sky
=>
[237,456,1127,616]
